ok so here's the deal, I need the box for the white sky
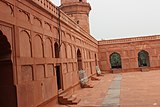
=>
[51,0,160,40]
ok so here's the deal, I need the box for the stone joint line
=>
[102,74,122,107]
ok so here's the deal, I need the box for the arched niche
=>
[33,35,43,58]
[110,52,122,69]
[19,30,31,57]
[138,50,150,67]
[67,44,72,58]
[54,42,59,58]
[60,43,67,58]
[77,49,82,71]
[45,38,53,58]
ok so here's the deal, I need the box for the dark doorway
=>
[95,54,97,66]
[138,50,150,67]
[54,42,59,58]
[56,65,62,90]
[0,30,17,107]
[110,52,122,69]
[77,49,82,71]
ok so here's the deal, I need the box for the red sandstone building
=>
[0,0,160,107]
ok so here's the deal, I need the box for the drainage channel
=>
[102,74,122,107]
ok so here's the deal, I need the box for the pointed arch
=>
[95,53,97,66]
[45,38,53,58]
[33,35,43,57]
[19,30,31,57]
[61,43,67,58]
[54,42,59,58]
[0,30,17,107]
[138,50,150,67]
[77,49,82,70]
[110,52,122,69]
[72,46,76,58]
[67,44,72,58]
[0,30,11,60]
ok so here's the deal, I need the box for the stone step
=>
[91,76,101,81]
[63,94,72,99]
[68,96,76,101]
[58,92,67,98]
[58,92,81,105]
[72,97,81,104]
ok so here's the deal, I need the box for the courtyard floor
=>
[56,70,160,107]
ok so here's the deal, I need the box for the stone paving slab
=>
[109,81,121,89]
[102,74,122,106]
[54,70,160,107]
[108,89,120,95]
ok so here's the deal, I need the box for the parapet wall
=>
[99,35,160,45]
[31,0,96,43]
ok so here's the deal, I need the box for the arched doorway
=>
[110,52,122,69]
[56,64,62,90]
[95,54,97,66]
[77,49,82,71]
[54,42,59,58]
[138,50,150,67]
[0,30,17,107]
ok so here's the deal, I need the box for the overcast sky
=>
[51,0,160,40]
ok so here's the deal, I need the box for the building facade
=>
[1,0,160,107]
[0,0,98,107]
[99,36,160,73]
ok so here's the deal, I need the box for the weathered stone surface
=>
[1,0,160,107]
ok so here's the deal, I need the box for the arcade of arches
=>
[109,50,150,70]
[1,0,160,107]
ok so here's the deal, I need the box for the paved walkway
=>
[102,74,122,107]
[56,70,160,107]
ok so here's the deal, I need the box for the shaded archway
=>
[138,50,150,67]
[0,30,17,107]
[110,52,122,69]
[56,64,62,90]
[77,49,82,71]
[95,54,97,66]
[54,42,59,58]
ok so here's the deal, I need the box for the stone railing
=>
[99,35,160,45]
[29,0,97,43]
[31,0,59,17]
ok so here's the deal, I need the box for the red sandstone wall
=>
[61,0,87,4]
[0,0,98,106]
[98,38,160,72]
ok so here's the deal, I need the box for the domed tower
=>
[60,0,91,33]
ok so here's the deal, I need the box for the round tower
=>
[60,0,91,33]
